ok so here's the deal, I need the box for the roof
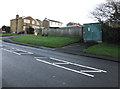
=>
[44,18,62,24]
[10,16,24,21]
[10,16,34,21]
[36,19,41,21]
[60,25,82,28]
[48,19,62,23]
[83,22,100,25]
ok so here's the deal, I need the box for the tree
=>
[90,0,120,25]
[1,25,6,31]
[1,25,11,33]
[5,26,11,33]
[90,0,120,43]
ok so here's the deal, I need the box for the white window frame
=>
[24,19,30,23]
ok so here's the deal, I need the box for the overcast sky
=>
[0,0,106,27]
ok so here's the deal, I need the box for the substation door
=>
[83,23,102,42]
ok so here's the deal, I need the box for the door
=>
[92,24,102,41]
[83,23,102,42]
[83,24,93,41]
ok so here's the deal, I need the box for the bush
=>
[26,26,34,34]
[18,31,24,34]
[102,24,120,44]
[1,25,11,33]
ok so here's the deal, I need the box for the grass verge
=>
[83,43,120,58]
[0,33,16,37]
[11,35,81,48]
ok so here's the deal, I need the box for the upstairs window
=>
[24,19,30,23]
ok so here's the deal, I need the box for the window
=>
[24,19,30,23]
[50,22,53,25]
[32,21,35,24]
[59,23,62,26]
[37,21,39,25]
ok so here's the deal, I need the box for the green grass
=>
[0,33,16,37]
[11,35,81,48]
[83,43,120,58]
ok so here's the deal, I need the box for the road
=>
[1,40,118,87]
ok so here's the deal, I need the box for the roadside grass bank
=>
[0,33,16,37]
[83,43,120,58]
[11,35,81,48]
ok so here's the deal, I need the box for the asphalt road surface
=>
[1,41,118,87]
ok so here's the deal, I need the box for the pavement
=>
[2,35,119,62]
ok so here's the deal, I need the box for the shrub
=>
[102,24,120,44]
[26,26,34,34]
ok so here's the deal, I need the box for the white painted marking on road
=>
[36,58,94,77]
[80,70,105,73]
[2,48,21,55]
[2,47,34,55]
[50,57,70,63]
[50,57,107,73]
[35,57,107,77]
[53,63,69,64]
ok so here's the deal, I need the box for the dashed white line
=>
[1,48,33,55]
[2,48,21,55]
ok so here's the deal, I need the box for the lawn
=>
[11,35,81,48]
[0,33,16,37]
[83,43,120,58]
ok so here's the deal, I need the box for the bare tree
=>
[90,0,120,24]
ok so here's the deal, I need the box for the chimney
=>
[16,14,19,19]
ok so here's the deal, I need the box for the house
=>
[67,22,81,26]
[42,18,63,28]
[10,14,42,33]
[60,25,82,29]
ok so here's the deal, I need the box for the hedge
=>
[102,24,120,44]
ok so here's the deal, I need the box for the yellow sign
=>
[88,27,90,31]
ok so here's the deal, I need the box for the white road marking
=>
[50,57,107,73]
[50,57,70,63]
[35,57,107,77]
[53,63,69,64]
[2,48,21,55]
[80,70,104,73]
[36,58,95,77]
[1,48,33,55]
[14,49,34,54]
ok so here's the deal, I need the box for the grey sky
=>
[0,0,106,27]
